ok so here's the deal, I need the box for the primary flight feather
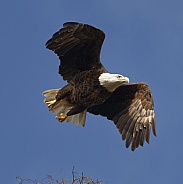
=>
[43,22,156,151]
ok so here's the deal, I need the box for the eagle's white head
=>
[99,73,129,92]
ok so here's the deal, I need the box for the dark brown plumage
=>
[43,22,156,151]
[46,22,108,82]
[88,83,156,151]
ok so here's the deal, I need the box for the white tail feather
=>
[42,88,87,127]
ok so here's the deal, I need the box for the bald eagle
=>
[43,22,156,151]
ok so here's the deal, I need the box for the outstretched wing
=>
[88,82,156,151]
[46,22,108,82]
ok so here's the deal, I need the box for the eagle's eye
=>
[117,75,122,78]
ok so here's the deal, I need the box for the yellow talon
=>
[56,113,67,122]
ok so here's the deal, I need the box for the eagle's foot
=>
[56,113,67,122]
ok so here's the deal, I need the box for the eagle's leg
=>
[67,105,86,116]
[56,84,72,101]
[57,105,85,122]
[57,113,68,122]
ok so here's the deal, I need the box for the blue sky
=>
[1,0,183,183]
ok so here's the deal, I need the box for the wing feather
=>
[88,82,156,151]
[46,22,107,82]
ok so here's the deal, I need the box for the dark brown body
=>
[56,70,111,108]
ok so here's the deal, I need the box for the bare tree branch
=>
[16,168,105,184]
